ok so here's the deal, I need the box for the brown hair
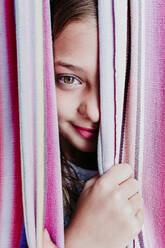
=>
[51,0,98,40]
[50,0,98,220]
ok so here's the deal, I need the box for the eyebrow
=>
[54,61,85,75]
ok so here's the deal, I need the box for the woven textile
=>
[98,1,165,247]
[0,0,165,247]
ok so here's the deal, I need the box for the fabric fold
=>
[98,0,116,174]
[0,0,23,247]
[43,0,64,247]
[15,0,44,246]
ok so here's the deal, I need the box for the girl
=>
[43,0,144,247]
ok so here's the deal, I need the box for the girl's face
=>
[54,18,100,156]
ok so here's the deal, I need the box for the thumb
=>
[43,229,57,248]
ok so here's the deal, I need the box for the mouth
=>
[72,124,98,139]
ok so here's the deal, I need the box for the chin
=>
[59,126,98,154]
[71,138,97,153]
[76,145,96,153]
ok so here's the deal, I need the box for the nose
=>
[78,87,100,123]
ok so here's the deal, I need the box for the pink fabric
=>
[0,1,165,247]
[99,1,165,247]
[43,1,64,247]
[0,0,23,247]
[142,1,165,247]
[14,0,38,246]
[123,1,165,247]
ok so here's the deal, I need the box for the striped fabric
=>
[43,0,64,247]
[0,0,23,247]
[98,0,165,248]
[0,0,165,248]
[98,0,128,174]
[0,0,64,247]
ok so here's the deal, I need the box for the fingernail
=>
[44,229,50,241]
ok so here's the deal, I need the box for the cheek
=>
[56,88,76,121]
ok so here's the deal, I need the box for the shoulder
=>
[68,161,97,183]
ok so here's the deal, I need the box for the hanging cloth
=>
[0,0,165,248]
[0,0,64,247]
[98,0,165,248]
[0,1,23,247]
[14,0,64,247]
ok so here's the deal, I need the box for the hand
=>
[43,229,57,248]
[65,164,144,248]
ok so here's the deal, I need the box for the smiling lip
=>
[72,124,98,139]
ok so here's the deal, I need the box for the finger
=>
[135,208,144,227]
[119,178,139,199]
[43,229,57,248]
[98,164,133,190]
[129,193,143,215]
[131,209,144,237]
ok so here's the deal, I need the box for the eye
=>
[55,75,82,86]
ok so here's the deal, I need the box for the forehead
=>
[53,19,98,77]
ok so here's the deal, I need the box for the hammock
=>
[0,0,165,247]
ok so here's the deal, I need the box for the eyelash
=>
[55,74,83,86]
